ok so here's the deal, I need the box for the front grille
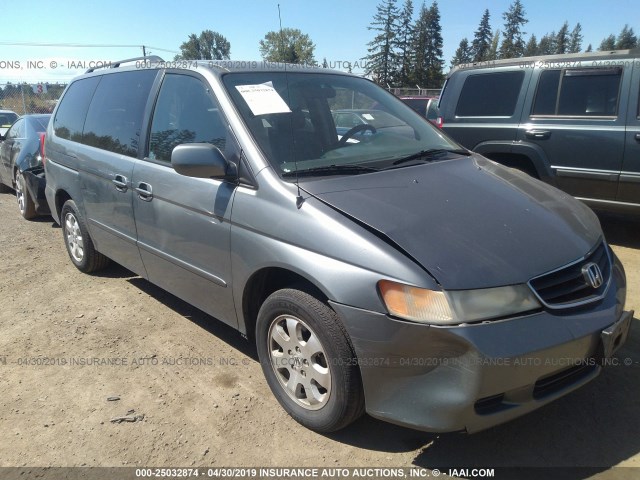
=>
[529,242,611,309]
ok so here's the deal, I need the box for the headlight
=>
[378,280,541,325]
[378,280,454,324]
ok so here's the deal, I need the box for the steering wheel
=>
[337,123,377,147]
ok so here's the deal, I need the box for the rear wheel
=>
[61,199,109,273]
[256,288,364,432]
[15,170,37,219]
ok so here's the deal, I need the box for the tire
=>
[15,170,37,220]
[60,199,110,273]
[256,288,364,432]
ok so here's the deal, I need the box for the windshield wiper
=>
[391,148,471,166]
[281,164,380,178]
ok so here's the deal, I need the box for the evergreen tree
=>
[364,0,400,85]
[411,1,444,87]
[555,21,569,54]
[395,0,415,86]
[499,0,528,59]
[568,23,583,53]
[538,32,556,55]
[322,57,329,68]
[599,34,616,51]
[524,34,538,56]
[616,25,638,49]
[488,29,501,60]
[471,9,492,62]
[450,38,472,68]
[585,43,593,52]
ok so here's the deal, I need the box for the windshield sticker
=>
[235,84,291,116]
[362,113,375,120]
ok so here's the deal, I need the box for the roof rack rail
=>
[85,55,164,73]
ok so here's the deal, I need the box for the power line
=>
[0,41,178,53]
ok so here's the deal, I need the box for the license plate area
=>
[601,310,633,359]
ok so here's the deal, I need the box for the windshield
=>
[223,72,460,177]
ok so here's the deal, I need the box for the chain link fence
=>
[388,87,442,97]
[0,83,66,116]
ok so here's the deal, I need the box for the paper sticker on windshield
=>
[362,113,375,120]
[235,84,291,116]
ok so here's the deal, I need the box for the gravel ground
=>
[0,190,638,478]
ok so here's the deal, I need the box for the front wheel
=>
[15,170,37,219]
[61,199,109,273]
[256,288,364,432]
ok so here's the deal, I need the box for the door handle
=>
[525,129,551,140]
[112,174,128,192]
[635,133,640,142]
[135,182,153,201]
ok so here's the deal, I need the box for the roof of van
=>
[447,47,640,77]
[81,57,350,78]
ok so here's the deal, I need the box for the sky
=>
[0,0,637,84]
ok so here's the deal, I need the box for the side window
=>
[53,77,100,141]
[148,74,227,163]
[455,71,524,117]
[532,68,622,117]
[7,119,25,139]
[82,70,157,157]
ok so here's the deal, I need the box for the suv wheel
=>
[61,199,109,273]
[15,170,37,219]
[256,288,364,432]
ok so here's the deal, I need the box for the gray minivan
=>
[44,58,632,434]
[438,49,640,214]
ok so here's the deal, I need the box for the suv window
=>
[148,74,227,162]
[532,68,622,117]
[53,77,100,141]
[455,71,524,117]
[82,70,156,157]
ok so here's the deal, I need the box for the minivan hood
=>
[300,156,601,290]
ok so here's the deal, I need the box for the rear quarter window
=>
[53,77,100,141]
[455,71,524,117]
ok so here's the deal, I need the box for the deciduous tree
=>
[259,28,316,64]
[176,30,230,60]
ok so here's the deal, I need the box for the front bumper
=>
[23,169,50,215]
[331,253,631,433]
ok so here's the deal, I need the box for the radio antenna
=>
[278,3,304,208]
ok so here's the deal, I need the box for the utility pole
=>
[142,45,146,57]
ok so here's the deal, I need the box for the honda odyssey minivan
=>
[44,58,632,433]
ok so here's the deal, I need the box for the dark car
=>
[437,49,640,213]
[0,114,51,219]
[399,96,440,125]
[332,109,413,140]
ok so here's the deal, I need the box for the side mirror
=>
[0,134,5,142]
[171,143,234,179]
